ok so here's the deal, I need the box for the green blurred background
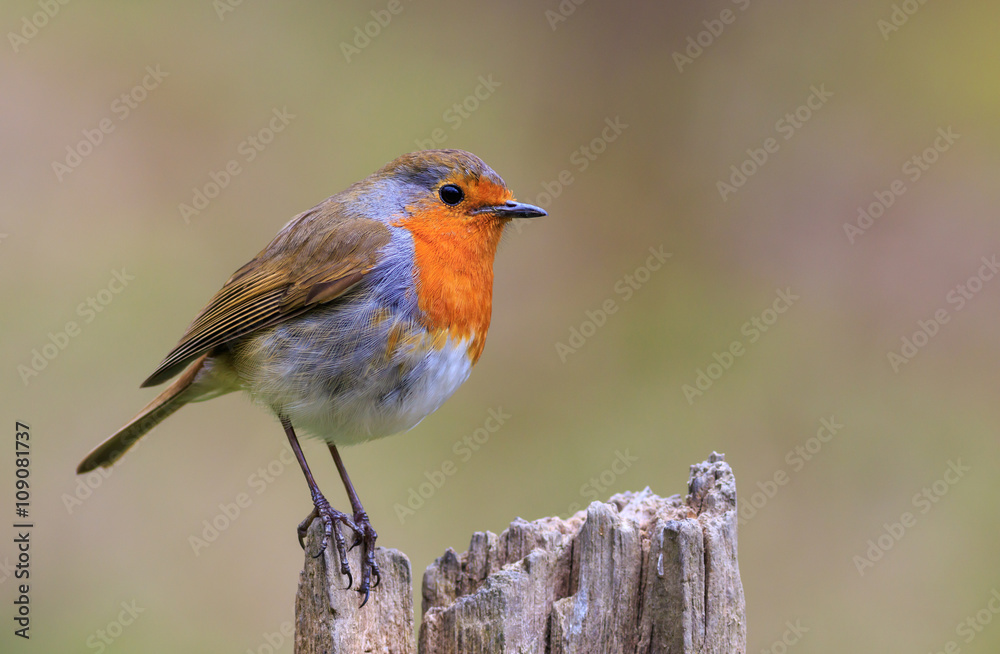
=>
[3,1,1000,652]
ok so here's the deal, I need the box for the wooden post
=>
[294,452,745,653]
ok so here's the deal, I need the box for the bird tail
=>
[76,354,210,474]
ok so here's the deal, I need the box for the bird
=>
[76,149,545,605]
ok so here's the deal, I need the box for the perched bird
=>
[77,149,545,605]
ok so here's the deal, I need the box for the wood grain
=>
[295,453,745,654]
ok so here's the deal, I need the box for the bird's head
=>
[370,149,545,241]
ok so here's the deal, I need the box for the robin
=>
[76,149,545,605]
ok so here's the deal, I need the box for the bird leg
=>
[327,443,381,606]
[280,417,358,592]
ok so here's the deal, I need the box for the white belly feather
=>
[280,337,473,446]
[228,311,475,447]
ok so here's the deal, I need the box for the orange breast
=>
[393,207,504,363]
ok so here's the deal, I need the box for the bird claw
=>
[298,494,359,589]
[296,507,318,550]
[352,510,380,605]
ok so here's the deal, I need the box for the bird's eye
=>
[439,184,464,206]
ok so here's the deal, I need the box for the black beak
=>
[478,200,547,219]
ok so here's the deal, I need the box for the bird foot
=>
[297,494,360,592]
[348,510,380,606]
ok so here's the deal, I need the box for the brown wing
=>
[141,208,391,387]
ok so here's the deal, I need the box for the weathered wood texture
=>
[295,519,415,654]
[295,452,744,654]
